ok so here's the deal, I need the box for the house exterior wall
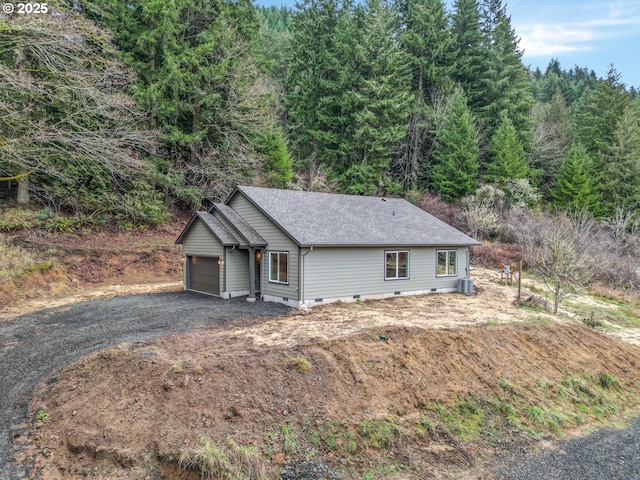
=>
[228,193,300,303]
[182,219,224,257]
[182,219,224,295]
[301,246,469,306]
[227,248,250,297]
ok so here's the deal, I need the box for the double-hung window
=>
[385,251,409,280]
[437,250,457,276]
[269,251,288,284]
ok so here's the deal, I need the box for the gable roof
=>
[230,186,480,248]
[211,203,267,247]
[175,211,240,246]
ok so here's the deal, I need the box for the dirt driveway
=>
[0,292,290,479]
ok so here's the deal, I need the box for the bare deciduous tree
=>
[533,229,594,314]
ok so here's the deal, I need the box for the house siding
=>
[302,247,469,304]
[228,194,299,301]
[227,248,250,295]
[182,220,224,257]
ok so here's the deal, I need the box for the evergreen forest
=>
[1,0,639,225]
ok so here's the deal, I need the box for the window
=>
[385,251,409,280]
[437,250,457,276]
[269,251,288,284]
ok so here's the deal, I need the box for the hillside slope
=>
[16,274,640,479]
[0,224,183,318]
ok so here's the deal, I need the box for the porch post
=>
[248,247,256,302]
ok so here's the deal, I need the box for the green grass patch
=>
[565,299,640,329]
[178,436,266,480]
[279,423,299,456]
[309,419,357,454]
[358,417,399,451]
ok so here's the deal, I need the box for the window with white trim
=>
[437,250,457,276]
[269,251,288,284]
[385,251,409,280]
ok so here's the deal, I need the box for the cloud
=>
[515,2,640,58]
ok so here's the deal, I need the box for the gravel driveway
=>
[2,293,639,480]
[492,418,640,479]
[0,292,290,479]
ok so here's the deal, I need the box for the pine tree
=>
[428,88,480,200]
[552,144,595,210]
[258,130,294,188]
[484,115,529,184]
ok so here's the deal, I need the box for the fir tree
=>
[451,0,485,120]
[345,0,412,193]
[484,115,529,184]
[479,0,533,142]
[399,0,456,95]
[429,88,480,200]
[396,0,455,190]
[286,0,360,169]
[576,66,628,162]
[601,106,640,214]
[552,144,595,210]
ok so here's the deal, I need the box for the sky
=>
[254,0,640,88]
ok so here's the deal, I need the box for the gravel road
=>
[493,418,640,479]
[0,292,290,479]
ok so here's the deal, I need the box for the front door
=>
[255,250,261,293]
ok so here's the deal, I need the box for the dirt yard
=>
[12,266,640,480]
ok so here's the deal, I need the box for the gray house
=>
[175,186,480,308]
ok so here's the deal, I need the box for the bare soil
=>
[0,225,184,319]
[4,227,640,479]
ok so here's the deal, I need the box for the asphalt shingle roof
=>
[234,186,480,247]
[211,203,267,247]
[175,211,240,246]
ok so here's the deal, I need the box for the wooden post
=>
[517,259,522,302]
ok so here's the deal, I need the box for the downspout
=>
[300,246,314,308]
[466,247,470,278]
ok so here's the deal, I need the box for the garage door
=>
[188,256,220,295]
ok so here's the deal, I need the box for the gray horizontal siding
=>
[229,194,299,300]
[227,248,250,292]
[183,220,224,257]
[302,247,469,301]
